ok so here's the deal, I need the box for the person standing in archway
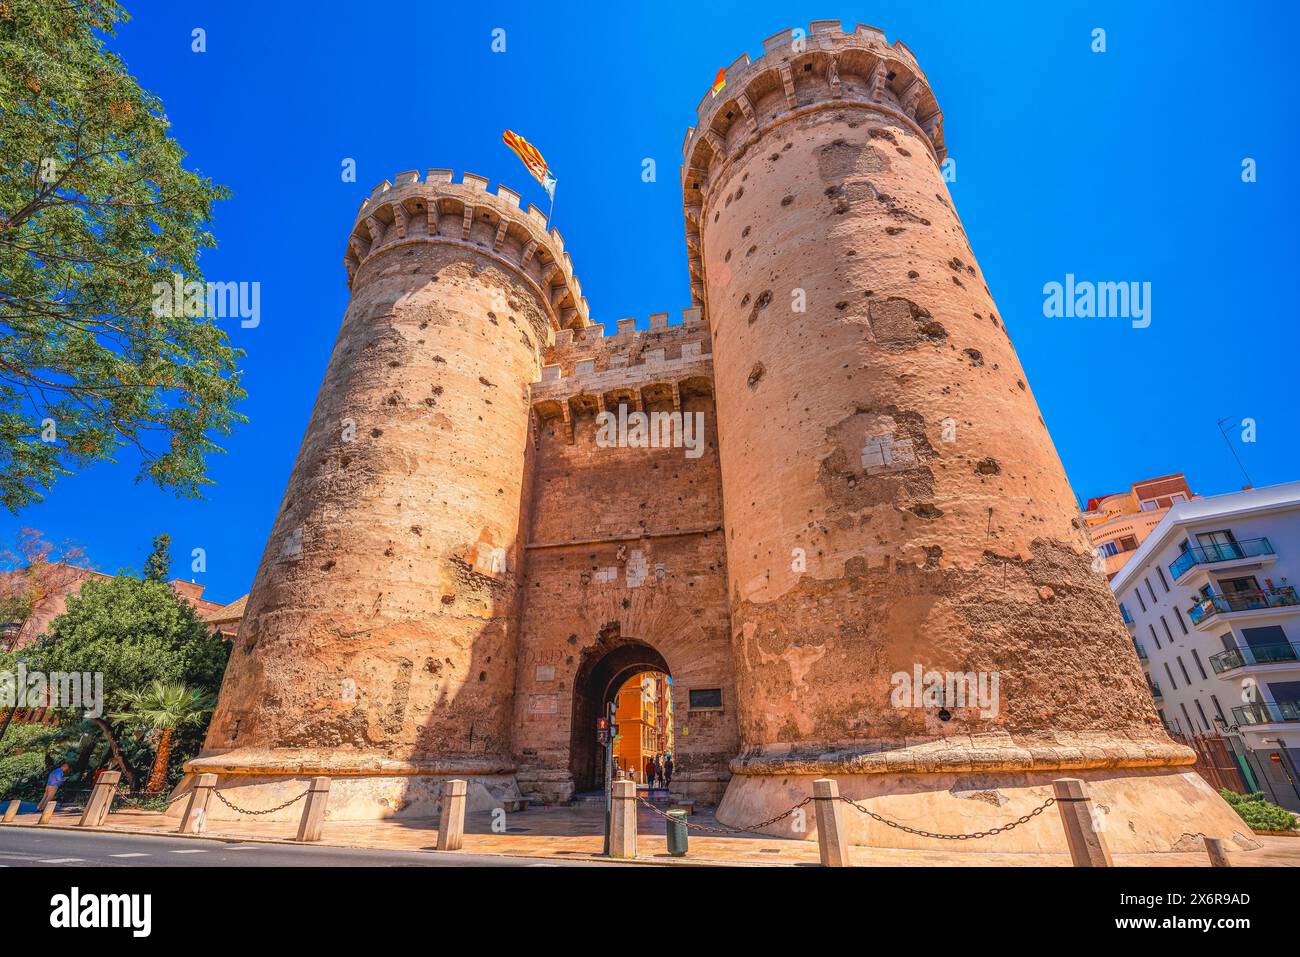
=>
[662,754,674,791]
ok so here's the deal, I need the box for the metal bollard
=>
[2,799,19,823]
[436,779,467,851]
[38,801,57,825]
[813,778,851,867]
[78,771,121,827]
[609,779,637,859]
[666,809,688,857]
[1052,778,1112,867]
[294,776,331,843]
[1204,837,1231,867]
[178,773,218,835]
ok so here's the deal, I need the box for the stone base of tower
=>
[716,735,1259,855]
[171,748,520,823]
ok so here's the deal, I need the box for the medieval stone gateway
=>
[187,22,1249,853]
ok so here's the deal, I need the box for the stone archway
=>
[569,639,670,793]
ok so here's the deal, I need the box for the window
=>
[1191,649,1208,681]
[1163,662,1177,691]
[1140,500,1159,512]
[1098,541,1119,557]
[1173,606,1189,635]
[1160,616,1174,643]
[1120,535,1139,551]
[1145,578,1158,604]
[1176,656,1192,685]
[1149,624,1161,650]
[1210,694,1227,724]
[1194,699,1210,732]
[1135,589,1147,613]
[1156,567,1170,592]
[687,688,723,710]
[1179,702,1195,732]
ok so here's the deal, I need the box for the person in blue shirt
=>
[38,762,70,812]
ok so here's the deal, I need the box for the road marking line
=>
[39,858,83,863]
[110,853,149,858]
[169,849,206,854]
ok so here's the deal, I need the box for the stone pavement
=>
[3,802,1299,866]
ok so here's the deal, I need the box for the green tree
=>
[111,680,213,793]
[0,0,244,512]
[143,533,171,582]
[31,575,228,789]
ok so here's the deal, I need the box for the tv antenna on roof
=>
[1216,417,1253,489]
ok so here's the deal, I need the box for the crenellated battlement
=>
[345,169,590,330]
[679,21,946,314]
[529,306,713,440]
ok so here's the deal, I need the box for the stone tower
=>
[194,171,588,817]
[684,22,1245,848]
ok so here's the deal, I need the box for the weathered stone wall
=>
[514,316,738,804]
[684,24,1166,768]
[201,172,583,791]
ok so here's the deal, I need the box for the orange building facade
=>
[613,672,673,784]
[1083,474,1197,579]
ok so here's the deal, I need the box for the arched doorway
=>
[569,640,671,793]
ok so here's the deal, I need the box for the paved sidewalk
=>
[4,801,1298,866]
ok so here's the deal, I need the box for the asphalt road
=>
[0,827,607,867]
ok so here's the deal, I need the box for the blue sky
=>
[5,0,1298,602]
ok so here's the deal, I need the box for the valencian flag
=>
[710,67,727,97]
[502,129,557,202]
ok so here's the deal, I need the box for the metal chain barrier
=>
[211,787,309,816]
[838,794,1057,841]
[637,795,813,835]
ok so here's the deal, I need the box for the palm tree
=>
[111,681,215,794]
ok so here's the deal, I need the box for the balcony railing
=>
[1188,586,1300,626]
[1170,538,1275,580]
[1134,642,1149,661]
[1121,606,1135,625]
[1209,641,1300,674]
[1149,682,1163,699]
[1232,700,1300,726]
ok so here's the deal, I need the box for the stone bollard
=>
[38,801,57,825]
[436,779,467,852]
[294,777,331,843]
[2,799,19,823]
[178,773,218,835]
[813,779,851,867]
[1052,778,1113,867]
[1204,836,1231,867]
[78,770,121,827]
[609,778,637,859]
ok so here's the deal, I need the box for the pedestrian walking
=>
[663,754,674,790]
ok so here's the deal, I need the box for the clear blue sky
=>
[5,0,1298,602]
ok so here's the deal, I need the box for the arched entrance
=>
[569,640,670,793]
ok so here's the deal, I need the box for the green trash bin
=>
[666,809,689,857]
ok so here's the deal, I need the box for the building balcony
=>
[1149,681,1163,700]
[1232,700,1300,727]
[1133,641,1149,661]
[1170,538,1276,583]
[1188,586,1300,629]
[1120,605,1136,629]
[1210,641,1300,675]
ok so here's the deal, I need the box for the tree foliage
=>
[1220,788,1299,831]
[143,532,170,582]
[111,679,213,792]
[0,0,244,511]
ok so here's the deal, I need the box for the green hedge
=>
[1220,789,1299,831]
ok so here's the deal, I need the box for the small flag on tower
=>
[710,67,727,97]
[502,129,557,202]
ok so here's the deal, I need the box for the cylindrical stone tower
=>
[189,170,589,819]
[686,23,1246,851]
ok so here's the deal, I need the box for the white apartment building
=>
[1109,480,1300,812]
